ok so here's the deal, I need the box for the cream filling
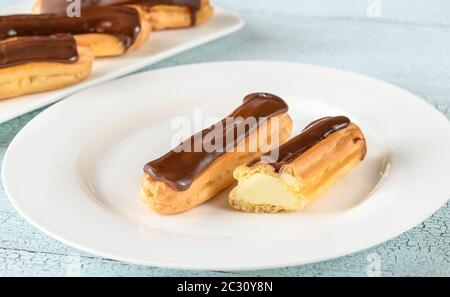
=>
[234,173,303,210]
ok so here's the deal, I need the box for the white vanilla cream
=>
[234,173,302,210]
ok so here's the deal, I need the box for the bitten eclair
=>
[1,6,151,57]
[0,35,93,100]
[141,93,293,215]
[229,116,367,213]
[33,0,213,30]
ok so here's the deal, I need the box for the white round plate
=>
[3,62,450,270]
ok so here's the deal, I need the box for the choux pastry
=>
[141,93,293,215]
[0,35,93,100]
[229,116,367,213]
[1,6,151,57]
[33,0,213,30]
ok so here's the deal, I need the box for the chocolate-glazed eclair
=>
[33,0,213,30]
[0,35,93,100]
[141,93,293,215]
[1,6,151,57]
[229,116,367,213]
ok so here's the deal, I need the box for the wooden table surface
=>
[0,0,449,276]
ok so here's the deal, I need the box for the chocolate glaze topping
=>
[0,35,78,69]
[39,0,201,25]
[0,6,141,49]
[247,116,351,172]
[144,93,289,191]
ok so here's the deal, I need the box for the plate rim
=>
[3,61,450,270]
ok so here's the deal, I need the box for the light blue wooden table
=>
[0,0,449,276]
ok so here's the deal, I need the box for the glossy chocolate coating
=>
[39,0,201,25]
[248,116,351,172]
[0,6,141,49]
[144,93,289,191]
[0,35,78,68]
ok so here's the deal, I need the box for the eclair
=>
[0,35,93,100]
[141,93,293,215]
[33,0,213,30]
[1,6,151,57]
[229,116,367,213]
